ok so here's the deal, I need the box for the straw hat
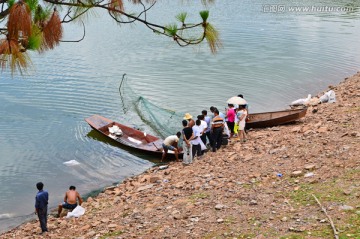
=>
[183,113,193,120]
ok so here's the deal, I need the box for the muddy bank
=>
[1,73,359,239]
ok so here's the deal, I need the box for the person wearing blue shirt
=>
[35,182,48,234]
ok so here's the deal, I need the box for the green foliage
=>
[99,230,123,239]
[70,2,99,23]
[27,30,42,50]
[165,23,178,37]
[199,10,209,22]
[176,12,187,24]
[204,22,222,53]
[7,0,15,8]
[201,0,215,5]
[34,5,51,24]
[25,0,38,12]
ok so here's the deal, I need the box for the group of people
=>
[35,182,83,234]
[162,95,249,164]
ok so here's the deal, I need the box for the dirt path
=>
[1,73,359,239]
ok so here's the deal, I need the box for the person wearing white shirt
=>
[197,114,208,154]
[202,110,213,147]
[191,120,202,158]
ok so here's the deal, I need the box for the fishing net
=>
[119,75,185,139]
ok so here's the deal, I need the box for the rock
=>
[86,231,96,237]
[137,184,154,192]
[304,164,316,170]
[107,224,118,228]
[150,176,162,183]
[249,200,258,205]
[303,130,315,136]
[101,218,110,223]
[289,227,305,232]
[104,186,116,191]
[304,172,314,178]
[339,205,354,211]
[291,171,303,177]
[253,235,267,239]
[317,127,328,133]
[217,218,224,223]
[291,127,302,133]
[215,204,225,210]
[172,210,181,219]
[343,189,352,195]
[80,225,90,231]
[281,217,288,222]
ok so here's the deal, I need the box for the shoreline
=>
[1,72,359,238]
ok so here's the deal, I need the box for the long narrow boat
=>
[85,115,182,159]
[246,107,307,129]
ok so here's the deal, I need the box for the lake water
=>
[1,0,360,232]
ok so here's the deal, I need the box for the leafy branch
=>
[0,0,222,75]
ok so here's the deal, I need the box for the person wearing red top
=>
[226,104,236,138]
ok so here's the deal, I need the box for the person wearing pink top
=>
[226,104,236,138]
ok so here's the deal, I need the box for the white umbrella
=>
[226,96,247,105]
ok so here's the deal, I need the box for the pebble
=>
[215,204,225,210]
[304,172,314,178]
[249,200,258,205]
[291,171,303,177]
[339,205,354,211]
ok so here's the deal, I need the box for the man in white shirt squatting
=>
[162,132,181,162]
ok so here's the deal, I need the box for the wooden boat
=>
[246,107,307,129]
[85,115,182,159]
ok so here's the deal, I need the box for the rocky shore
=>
[1,73,359,239]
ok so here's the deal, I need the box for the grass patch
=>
[188,192,209,203]
[224,216,236,225]
[288,180,351,207]
[279,235,305,239]
[99,230,123,239]
[121,211,130,218]
[337,213,360,239]
[345,106,360,113]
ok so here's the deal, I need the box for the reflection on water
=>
[1,0,360,233]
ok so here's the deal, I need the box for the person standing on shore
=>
[182,120,194,165]
[237,105,248,142]
[238,94,249,114]
[225,104,236,139]
[211,109,224,152]
[191,119,203,158]
[35,182,48,234]
[197,114,208,154]
[202,110,213,148]
[57,185,83,217]
[183,113,195,128]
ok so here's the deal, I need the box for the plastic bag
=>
[200,140,207,151]
[290,94,311,106]
[319,90,336,103]
[66,205,85,218]
[328,90,336,103]
[223,123,230,137]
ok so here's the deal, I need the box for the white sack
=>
[66,206,85,218]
